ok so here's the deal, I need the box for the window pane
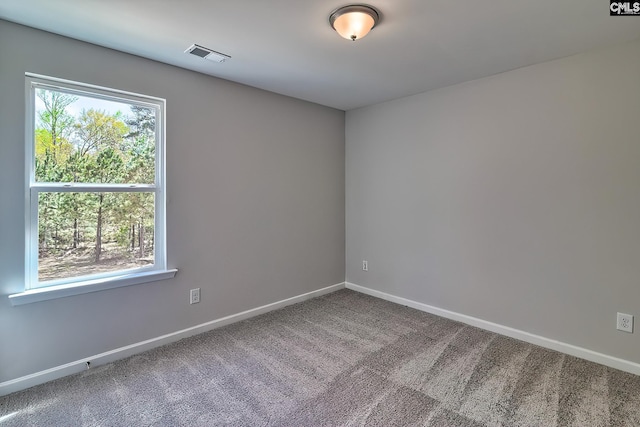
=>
[37,192,155,283]
[34,88,156,184]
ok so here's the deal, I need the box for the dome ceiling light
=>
[329,4,380,41]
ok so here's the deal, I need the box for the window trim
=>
[9,269,178,306]
[14,73,174,301]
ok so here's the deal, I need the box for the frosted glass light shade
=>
[330,5,379,41]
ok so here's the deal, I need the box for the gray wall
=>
[0,20,345,383]
[346,39,640,363]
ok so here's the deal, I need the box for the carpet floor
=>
[1,289,639,426]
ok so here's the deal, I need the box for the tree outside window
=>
[27,76,166,288]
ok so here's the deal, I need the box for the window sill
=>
[8,269,178,306]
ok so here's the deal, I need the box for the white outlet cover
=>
[190,288,200,304]
[617,312,633,333]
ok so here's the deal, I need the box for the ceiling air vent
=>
[185,44,230,63]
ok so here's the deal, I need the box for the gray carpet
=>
[1,289,639,426]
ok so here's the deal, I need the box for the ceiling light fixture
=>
[329,4,380,41]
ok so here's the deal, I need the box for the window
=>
[13,74,175,304]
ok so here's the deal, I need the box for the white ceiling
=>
[1,0,640,110]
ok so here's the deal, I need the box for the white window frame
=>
[9,73,176,306]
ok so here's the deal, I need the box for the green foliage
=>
[35,89,157,278]
[35,89,77,180]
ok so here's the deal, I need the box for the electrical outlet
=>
[362,260,368,271]
[190,288,201,305]
[617,312,633,333]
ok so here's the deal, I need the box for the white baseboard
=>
[345,282,640,376]
[0,282,345,397]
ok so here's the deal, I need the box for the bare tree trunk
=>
[131,221,135,251]
[95,194,103,262]
[73,218,78,249]
[40,209,48,251]
[139,220,145,258]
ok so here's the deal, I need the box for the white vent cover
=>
[184,44,230,63]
